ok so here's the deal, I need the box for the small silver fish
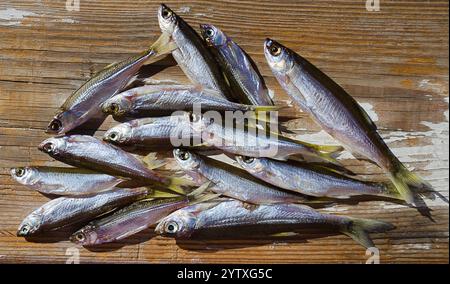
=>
[264,38,431,204]
[10,166,124,196]
[157,4,233,101]
[173,149,311,204]
[70,196,190,246]
[46,31,176,135]
[101,85,277,118]
[200,24,273,106]
[17,187,148,236]
[155,199,395,248]
[38,135,167,184]
[235,156,400,199]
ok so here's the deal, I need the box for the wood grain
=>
[0,0,448,263]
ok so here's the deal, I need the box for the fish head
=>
[155,209,197,238]
[46,111,77,135]
[264,38,294,74]
[10,167,38,186]
[235,156,265,174]
[70,226,97,246]
[38,137,67,157]
[103,123,132,144]
[173,149,202,171]
[101,95,131,117]
[17,213,41,237]
[200,24,227,47]
[158,4,177,34]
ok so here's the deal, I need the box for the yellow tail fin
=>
[341,217,395,248]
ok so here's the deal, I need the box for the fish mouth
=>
[17,224,32,237]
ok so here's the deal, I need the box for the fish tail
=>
[378,182,403,200]
[389,161,433,205]
[341,217,395,248]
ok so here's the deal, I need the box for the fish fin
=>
[341,217,395,248]
[149,32,172,53]
[142,153,167,170]
[187,181,212,198]
[154,41,178,57]
[251,105,284,112]
[307,143,345,156]
[389,163,436,205]
[189,193,222,206]
[164,176,198,195]
[298,143,345,165]
[270,232,300,237]
[146,189,182,198]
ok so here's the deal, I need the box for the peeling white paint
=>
[359,102,379,122]
[178,6,191,13]
[395,243,433,250]
[0,8,37,26]
[419,79,448,95]
[268,88,275,100]
[50,18,79,24]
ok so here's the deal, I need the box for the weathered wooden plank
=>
[0,0,448,263]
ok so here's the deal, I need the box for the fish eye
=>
[49,119,62,132]
[206,28,214,38]
[165,221,179,234]
[74,232,85,242]
[15,168,26,177]
[270,45,281,56]
[108,132,119,141]
[162,8,172,19]
[242,156,255,164]
[43,142,54,153]
[177,150,191,161]
[110,103,120,113]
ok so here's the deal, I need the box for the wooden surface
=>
[0,0,448,264]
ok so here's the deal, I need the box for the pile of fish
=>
[11,4,441,249]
